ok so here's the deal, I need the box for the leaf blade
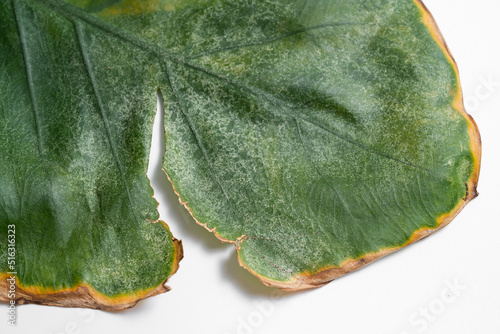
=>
[0,0,182,309]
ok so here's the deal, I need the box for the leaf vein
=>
[41,0,441,177]
[74,21,139,224]
[12,0,43,155]
[182,59,438,176]
[187,22,370,59]
[162,60,231,202]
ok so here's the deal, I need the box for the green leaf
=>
[156,0,480,288]
[0,0,182,310]
[0,0,480,304]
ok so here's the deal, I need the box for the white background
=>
[3,0,500,333]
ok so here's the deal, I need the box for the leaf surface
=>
[0,0,183,309]
[0,0,480,297]
[154,0,481,288]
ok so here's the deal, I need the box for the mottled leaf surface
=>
[0,0,182,309]
[155,0,480,288]
[0,0,480,296]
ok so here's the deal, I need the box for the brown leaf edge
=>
[0,222,183,311]
[166,0,482,291]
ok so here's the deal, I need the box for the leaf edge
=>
[0,222,183,311]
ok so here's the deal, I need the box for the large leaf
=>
[0,0,183,310]
[0,0,480,303]
[157,0,481,288]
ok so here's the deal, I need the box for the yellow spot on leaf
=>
[100,0,181,16]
